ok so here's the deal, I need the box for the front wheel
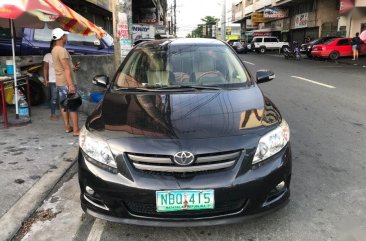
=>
[329,51,340,60]
[259,47,266,54]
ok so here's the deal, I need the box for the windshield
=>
[114,43,249,89]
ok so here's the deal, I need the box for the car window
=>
[0,27,23,39]
[323,38,337,45]
[264,38,272,42]
[270,38,278,42]
[254,38,262,43]
[337,39,350,46]
[114,44,249,88]
[34,25,99,47]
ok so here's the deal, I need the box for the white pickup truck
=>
[249,36,289,53]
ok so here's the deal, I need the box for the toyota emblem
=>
[173,151,195,166]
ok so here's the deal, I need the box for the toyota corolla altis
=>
[78,38,292,227]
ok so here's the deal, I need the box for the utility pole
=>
[173,0,176,36]
[112,0,132,70]
[221,0,226,41]
[170,4,173,35]
[157,0,160,25]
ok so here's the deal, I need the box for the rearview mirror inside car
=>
[92,75,109,88]
[256,70,275,84]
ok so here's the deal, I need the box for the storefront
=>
[338,1,366,37]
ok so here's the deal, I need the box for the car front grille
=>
[124,199,246,218]
[126,150,242,176]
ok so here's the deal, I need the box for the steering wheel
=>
[196,71,225,82]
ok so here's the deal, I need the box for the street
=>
[14,53,366,241]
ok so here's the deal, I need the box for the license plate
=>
[156,190,214,212]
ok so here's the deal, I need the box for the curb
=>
[0,148,78,241]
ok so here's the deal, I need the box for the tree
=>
[201,16,220,25]
[192,25,203,38]
[201,16,219,38]
[186,33,192,38]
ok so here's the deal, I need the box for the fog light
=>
[276,181,285,191]
[86,186,95,195]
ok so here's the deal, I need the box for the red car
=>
[311,37,366,60]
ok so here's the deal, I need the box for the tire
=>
[281,46,289,53]
[329,51,340,60]
[259,47,266,54]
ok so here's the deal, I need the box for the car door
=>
[336,38,352,56]
[359,42,366,55]
[270,37,279,49]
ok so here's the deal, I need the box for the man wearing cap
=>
[51,28,80,136]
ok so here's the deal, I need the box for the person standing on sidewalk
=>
[352,32,361,61]
[43,40,59,121]
[51,28,81,136]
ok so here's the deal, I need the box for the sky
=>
[171,0,229,37]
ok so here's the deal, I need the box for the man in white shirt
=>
[43,40,58,121]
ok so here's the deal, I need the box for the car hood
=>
[86,87,281,140]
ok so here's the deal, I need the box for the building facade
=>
[232,0,366,43]
[63,0,168,39]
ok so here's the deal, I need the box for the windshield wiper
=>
[114,87,154,92]
[155,85,223,90]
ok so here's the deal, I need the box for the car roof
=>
[315,37,351,45]
[136,38,226,48]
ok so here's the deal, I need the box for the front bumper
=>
[78,145,292,227]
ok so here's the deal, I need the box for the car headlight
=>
[79,127,117,169]
[252,119,290,165]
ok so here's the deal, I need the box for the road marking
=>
[87,219,106,241]
[242,60,255,65]
[291,76,336,89]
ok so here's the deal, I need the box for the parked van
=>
[0,25,114,56]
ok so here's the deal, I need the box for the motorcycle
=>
[283,44,301,60]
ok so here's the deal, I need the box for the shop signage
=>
[155,25,166,34]
[294,13,308,29]
[253,31,271,37]
[246,19,258,29]
[132,24,155,42]
[263,7,288,19]
[251,12,270,23]
[339,0,354,14]
[117,24,129,39]
[271,19,283,31]
[139,8,158,24]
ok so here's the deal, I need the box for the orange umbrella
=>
[44,0,105,38]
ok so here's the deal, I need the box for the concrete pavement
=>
[0,104,86,241]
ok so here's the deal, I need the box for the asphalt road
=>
[16,53,366,241]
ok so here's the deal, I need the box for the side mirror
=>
[256,69,275,84]
[92,75,109,88]
[94,40,101,46]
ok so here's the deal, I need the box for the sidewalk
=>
[336,56,366,67]
[0,103,86,241]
